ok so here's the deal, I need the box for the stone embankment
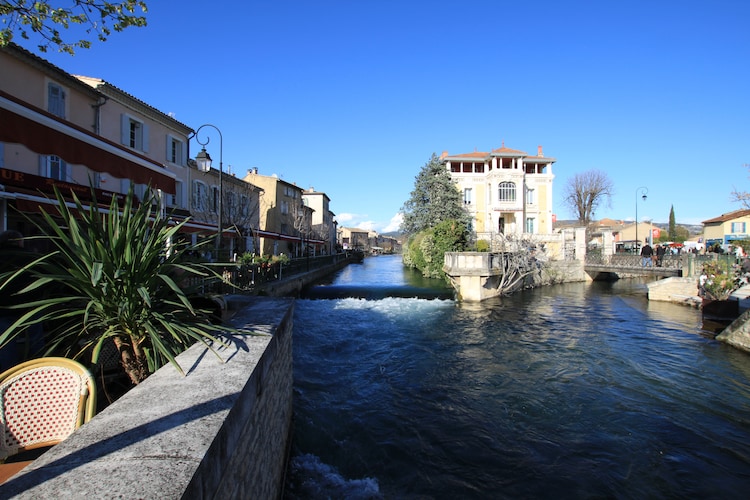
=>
[1,296,295,498]
[1,258,356,497]
[648,277,750,354]
[646,277,702,308]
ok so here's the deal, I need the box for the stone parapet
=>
[1,296,295,499]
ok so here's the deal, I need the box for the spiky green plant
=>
[0,184,229,385]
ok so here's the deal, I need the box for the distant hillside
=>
[555,220,703,235]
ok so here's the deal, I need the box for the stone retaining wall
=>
[646,277,702,308]
[1,296,295,499]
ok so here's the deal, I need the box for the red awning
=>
[0,91,175,193]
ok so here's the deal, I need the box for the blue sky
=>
[26,0,750,232]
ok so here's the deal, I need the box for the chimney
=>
[537,145,543,157]
[440,151,449,160]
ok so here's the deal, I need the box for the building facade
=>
[301,187,337,255]
[702,209,750,250]
[242,168,323,257]
[441,144,555,237]
[1,43,177,241]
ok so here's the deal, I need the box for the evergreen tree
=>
[400,153,470,235]
[668,205,676,241]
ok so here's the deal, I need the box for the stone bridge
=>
[584,253,685,280]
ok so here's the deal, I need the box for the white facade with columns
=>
[441,144,556,236]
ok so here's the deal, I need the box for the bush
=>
[402,219,469,280]
[475,239,490,252]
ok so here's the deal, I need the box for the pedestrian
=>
[655,244,666,267]
[640,240,653,267]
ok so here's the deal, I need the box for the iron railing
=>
[189,253,354,295]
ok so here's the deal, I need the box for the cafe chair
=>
[0,357,96,483]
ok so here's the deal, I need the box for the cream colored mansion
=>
[441,144,556,236]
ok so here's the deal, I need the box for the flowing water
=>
[284,255,750,499]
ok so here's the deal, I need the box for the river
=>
[284,254,750,499]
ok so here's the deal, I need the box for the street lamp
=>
[635,186,648,253]
[194,124,223,259]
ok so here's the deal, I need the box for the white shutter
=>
[120,114,129,145]
[142,124,150,153]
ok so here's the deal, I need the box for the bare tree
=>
[563,170,614,225]
[493,234,551,295]
[731,164,750,209]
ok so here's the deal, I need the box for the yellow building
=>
[441,144,555,236]
[243,168,321,257]
[702,209,750,250]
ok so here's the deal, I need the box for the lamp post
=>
[635,186,648,254]
[194,124,223,260]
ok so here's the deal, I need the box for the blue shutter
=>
[166,135,172,162]
[180,140,187,166]
[38,155,47,176]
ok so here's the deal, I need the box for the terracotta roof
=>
[702,208,750,224]
[490,142,527,156]
[446,151,489,159]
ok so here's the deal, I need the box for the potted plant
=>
[0,184,229,386]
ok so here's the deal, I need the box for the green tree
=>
[668,205,676,241]
[0,185,228,385]
[403,219,469,280]
[0,0,147,54]
[400,153,470,235]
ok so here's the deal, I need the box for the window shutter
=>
[38,155,47,176]
[142,124,150,153]
[120,114,129,145]
[180,140,187,166]
[166,135,173,162]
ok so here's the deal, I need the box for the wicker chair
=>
[0,357,96,483]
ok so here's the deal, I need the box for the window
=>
[227,192,237,219]
[168,180,184,208]
[526,187,536,205]
[120,114,149,152]
[193,180,208,212]
[731,222,746,233]
[47,83,66,118]
[166,135,186,165]
[280,200,290,214]
[211,186,220,213]
[525,218,535,234]
[498,182,516,202]
[240,195,250,217]
[40,155,67,181]
[463,188,472,205]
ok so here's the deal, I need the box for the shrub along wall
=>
[1,296,295,499]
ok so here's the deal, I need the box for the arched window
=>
[498,182,516,202]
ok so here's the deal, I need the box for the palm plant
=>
[0,184,229,385]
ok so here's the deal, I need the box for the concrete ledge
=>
[1,297,295,499]
[647,277,702,307]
